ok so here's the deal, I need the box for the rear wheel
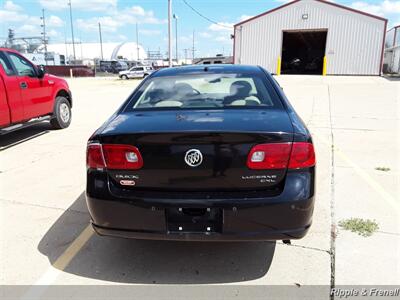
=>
[50,96,71,129]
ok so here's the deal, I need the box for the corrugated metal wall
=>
[391,47,400,73]
[383,26,400,74]
[234,0,386,75]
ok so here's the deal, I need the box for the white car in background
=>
[119,66,154,79]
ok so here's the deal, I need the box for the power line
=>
[182,0,232,29]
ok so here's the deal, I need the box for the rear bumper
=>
[86,170,315,241]
[92,223,311,241]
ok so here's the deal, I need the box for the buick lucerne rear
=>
[86,65,316,241]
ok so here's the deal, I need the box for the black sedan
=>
[86,64,315,241]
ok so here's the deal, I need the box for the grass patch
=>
[375,167,390,172]
[338,218,379,237]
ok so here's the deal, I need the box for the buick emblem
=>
[184,149,203,167]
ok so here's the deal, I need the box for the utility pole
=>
[184,48,188,65]
[168,0,172,67]
[173,14,178,63]
[68,0,76,62]
[40,9,48,65]
[98,22,104,60]
[192,29,195,61]
[79,36,83,60]
[64,26,68,61]
[136,23,140,61]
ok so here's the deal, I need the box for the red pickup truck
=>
[0,48,72,134]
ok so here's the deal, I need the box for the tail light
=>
[247,143,292,169]
[87,143,106,169]
[102,144,143,170]
[86,143,143,170]
[288,142,315,169]
[247,142,315,170]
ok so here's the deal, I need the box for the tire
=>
[50,96,72,129]
[121,75,128,80]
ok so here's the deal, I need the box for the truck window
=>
[0,52,15,76]
[8,53,36,77]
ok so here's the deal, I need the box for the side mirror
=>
[37,65,46,79]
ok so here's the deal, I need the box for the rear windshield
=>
[127,73,282,111]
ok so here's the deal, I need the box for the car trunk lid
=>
[99,109,293,191]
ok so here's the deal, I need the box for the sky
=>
[1,0,400,58]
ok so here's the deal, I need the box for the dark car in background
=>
[99,60,129,74]
[86,64,316,241]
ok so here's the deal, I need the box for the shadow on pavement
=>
[382,75,400,81]
[0,122,51,150]
[38,192,276,284]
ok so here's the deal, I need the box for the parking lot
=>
[1,76,399,297]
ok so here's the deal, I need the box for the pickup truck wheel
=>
[50,96,71,129]
[121,75,128,80]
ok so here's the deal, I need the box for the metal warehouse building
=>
[384,26,400,74]
[233,0,387,75]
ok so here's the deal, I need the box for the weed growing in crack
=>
[338,218,379,237]
[375,167,391,172]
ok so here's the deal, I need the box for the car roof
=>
[152,64,264,77]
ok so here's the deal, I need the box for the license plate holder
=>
[166,207,222,233]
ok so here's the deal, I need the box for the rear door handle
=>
[20,82,28,89]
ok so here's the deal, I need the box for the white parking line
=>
[315,133,400,215]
